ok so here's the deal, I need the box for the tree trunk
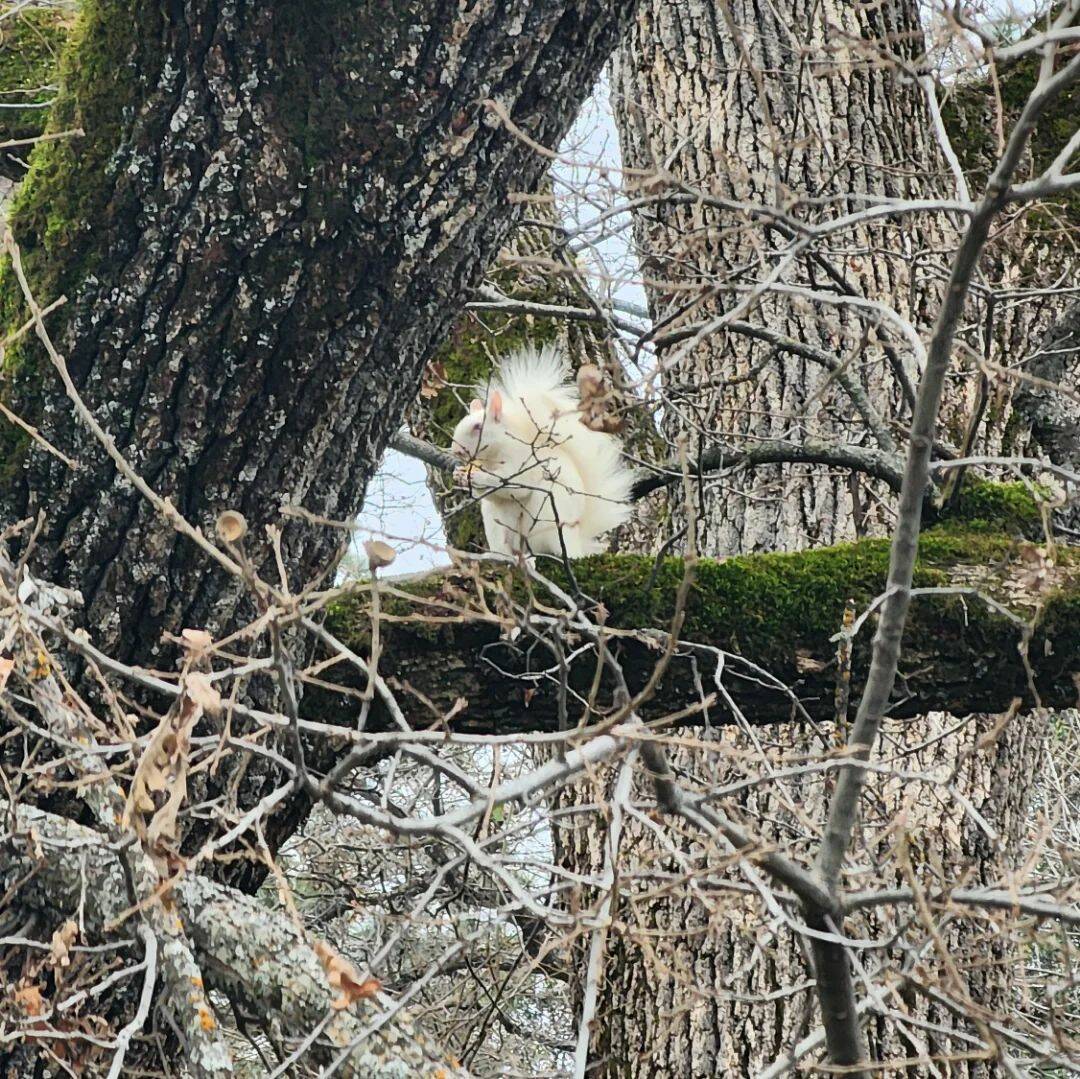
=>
[0,0,634,662]
[612,0,958,555]
[553,2,1060,1074]
[0,0,634,882]
[1010,297,1080,532]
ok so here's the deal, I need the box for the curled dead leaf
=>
[215,510,248,543]
[123,697,199,850]
[420,359,447,398]
[14,983,44,1017]
[314,939,381,1009]
[185,672,222,717]
[0,654,13,692]
[50,920,78,969]
[363,539,396,571]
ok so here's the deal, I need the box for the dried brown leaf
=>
[215,510,248,543]
[181,628,213,653]
[0,654,13,692]
[185,672,222,717]
[314,939,381,1009]
[14,983,44,1017]
[49,920,78,969]
[123,697,199,849]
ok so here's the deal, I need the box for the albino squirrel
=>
[449,344,634,559]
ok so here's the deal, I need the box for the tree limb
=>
[388,429,913,502]
[311,526,1079,736]
[1,802,471,1078]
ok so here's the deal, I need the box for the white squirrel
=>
[449,344,634,559]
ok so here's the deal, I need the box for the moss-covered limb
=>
[939,477,1050,533]
[0,5,71,178]
[310,527,1078,735]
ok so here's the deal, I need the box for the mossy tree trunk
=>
[549,2,1068,1075]
[0,0,635,661]
[0,5,71,184]
[0,0,636,886]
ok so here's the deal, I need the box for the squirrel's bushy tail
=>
[488,344,635,545]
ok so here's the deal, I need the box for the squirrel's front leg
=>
[481,499,518,557]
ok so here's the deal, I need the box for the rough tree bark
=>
[1011,297,1080,532]
[548,1,1075,1075]
[0,0,635,662]
[612,0,958,555]
[0,0,637,884]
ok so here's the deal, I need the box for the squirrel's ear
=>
[489,389,503,421]
[469,398,484,414]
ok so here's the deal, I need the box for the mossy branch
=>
[308,522,1078,735]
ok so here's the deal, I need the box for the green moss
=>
[937,480,1044,535]
[1,1,147,485]
[539,528,1020,664]
[327,525,1032,668]
[942,50,1079,229]
[6,0,146,301]
[0,8,69,155]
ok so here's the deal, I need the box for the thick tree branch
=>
[0,802,470,1079]
[310,524,1078,736]
[626,438,909,501]
[389,429,913,502]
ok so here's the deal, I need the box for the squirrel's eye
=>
[471,421,482,433]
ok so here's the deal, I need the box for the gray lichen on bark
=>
[3,802,470,1077]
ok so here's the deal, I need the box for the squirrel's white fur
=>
[450,344,634,559]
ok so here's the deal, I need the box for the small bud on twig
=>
[363,539,396,571]
[216,510,248,543]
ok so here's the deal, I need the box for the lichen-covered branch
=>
[1,802,471,1079]
[0,540,234,1076]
